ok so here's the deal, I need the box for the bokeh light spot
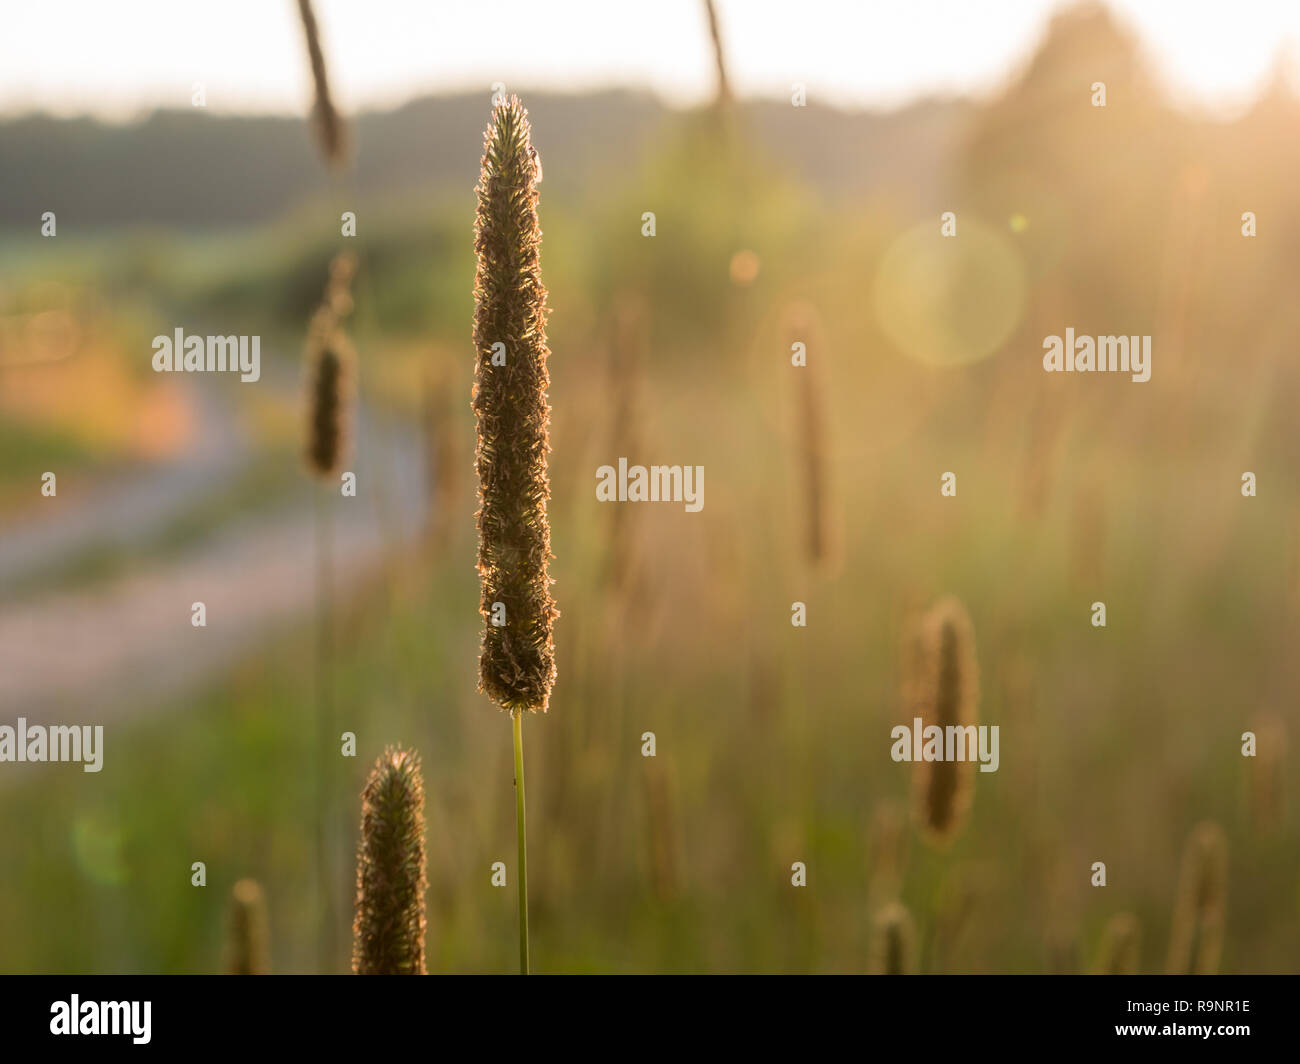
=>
[729,249,760,286]
[873,217,1027,368]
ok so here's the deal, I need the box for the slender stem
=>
[314,482,336,972]
[512,710,530,975]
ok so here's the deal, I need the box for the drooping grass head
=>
[304,334,350,477]
[911,596,980,846]
[295,0,348,167]
[352,746,428,975]
[472,95,558,715]
[781,299,834,569]
[302,255,356,479]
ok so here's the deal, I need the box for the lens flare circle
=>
[874,217,1027,368]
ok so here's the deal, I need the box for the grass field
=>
[1,75,1298,973]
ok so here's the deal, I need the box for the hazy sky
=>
[2,0,1297,120]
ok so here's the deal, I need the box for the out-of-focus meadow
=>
[1,4,1297,972]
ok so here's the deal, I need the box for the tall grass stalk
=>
[1166,821,1228,974]
[702,0,732,111]
[303,258,355,970]
[870,901,917,974]
[473,96,557,975]
[295,0,348,167]
[312,478,335,967]
[783,300,834,570]
[225,878,270,975]
[1246,713,1286,833]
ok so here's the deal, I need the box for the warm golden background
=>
[0,1,1296,972]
